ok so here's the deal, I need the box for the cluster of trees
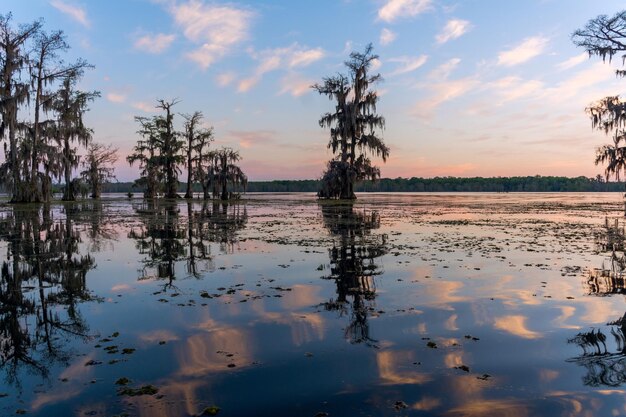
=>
[127,100,247,201]
[0,14,117,203]
[88,175,626,194]
[313,44,389,200]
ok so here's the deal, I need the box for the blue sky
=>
[4,0,626,181]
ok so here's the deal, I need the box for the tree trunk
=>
[9,123,21,203]
[62,137,74,201]
[185,141,193,199]
[221,183,228,201]
[202,181,209,200]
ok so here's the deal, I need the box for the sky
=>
[3,0,626,181]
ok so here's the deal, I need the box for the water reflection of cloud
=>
[279,284,323,310]
[444,351,466,368]
[445,313,459,331]
[139,329,180,344]
[126,379,206,417]
[376,350,432,385]
[253,311,325,346]
[552,306,580,330]
[412,396,441,411]
[177,328,252,376]
[419,280,468,309]
[493,315,542,339]
[446,398,530,417]
[111,283,133,292]
[538,369,559,383]
[578,299,622,326]
[31,385,84,411]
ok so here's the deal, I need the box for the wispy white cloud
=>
[378,0,433,23]
[289,47,325,67]
[50,0,90,27]
[371,58,382,72]
[412,58,477,119]
[238,43,325,92]
[556,52,588,71]
[106,92,127,103]
[427,57,461,81]
[132,102,155,113]
[413,77,478,119]
[169,0,254,69]
[380,28,397,46]
[545,61,618,102]
[488,76,543,102]
[227,130,276,149]
[388,55,428,76]
[216,72,236,87]
[134,33,176,54]
[497,36,548,67]
[279,74,314,97]
[436,19,471,44]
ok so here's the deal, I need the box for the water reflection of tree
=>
[0,204,97,386]
[570,218,626,386]
[128,201,247,286]
[67,200,120,252]
[320,203,387,347]
[568,312,626,387]
[587,218,626,295]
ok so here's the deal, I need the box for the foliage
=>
[573,11,626,198]
[206,147,247,200]
[181,111,213,199]
[313,43,389,199]
[80,143,118,198]
[0,14,98,203]
[128,116,161,199]
[53,71,99,201]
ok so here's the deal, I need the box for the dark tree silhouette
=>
[313,44,389,199]
[53,71,99,201]
[80,143,118,198]
[207,147,247,200]
[128,116,161,199]
[181,111,213,199]
[0,14,42,202]
[29,30,92,202]
[128,100,184,199]
[573,11,626,213]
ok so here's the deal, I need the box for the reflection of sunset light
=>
[377,350,431,385]
[447,398,530,417]
[493,315,542,339]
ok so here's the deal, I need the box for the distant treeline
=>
[94,176,625,194]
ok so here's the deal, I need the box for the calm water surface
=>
[1,193,625,416]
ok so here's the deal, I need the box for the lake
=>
[1,192,625,416]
